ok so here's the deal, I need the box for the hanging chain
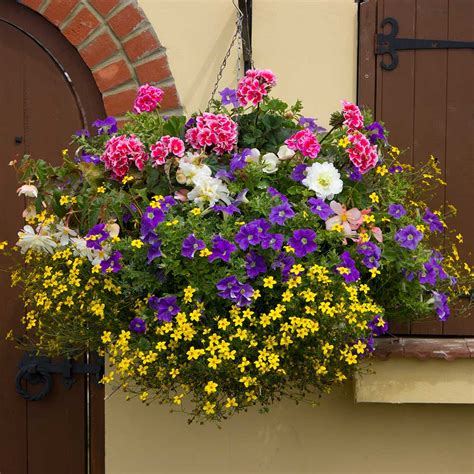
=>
[206,0,246,111]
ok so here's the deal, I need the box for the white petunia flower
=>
[261,153,279,174]
[17,225,57,254]
[17,184,38,198]
[177,161,212,185]
[188,175,230,207]
[302,162,343,200]
[244,148,261,163]
[277,145,295,160]
[54,221,78,246]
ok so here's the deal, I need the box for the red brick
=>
[108,4,145,38]
[43,0,78,26]
[79,31,118,68]
[20,0,43,10]
[135,56,171,84]
[62,7,100,47]
[103,88,137,116]
[123,30,160,62]
[93,59,132,92]
[90,0,118,17]
[160,85,180,111]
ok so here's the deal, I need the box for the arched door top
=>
[17,0,182,120]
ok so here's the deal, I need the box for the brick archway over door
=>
[20,0,181,119]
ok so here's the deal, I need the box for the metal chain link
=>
[206,0,247,111]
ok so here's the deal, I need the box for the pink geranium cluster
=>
[236,69,277,107]
[150,135,185,166]
[185,113,238,155]
[133,84,164,113]
[347,132,379,173]
[101,135,148,179]
[285,129,321,159]
[342,100,364,131]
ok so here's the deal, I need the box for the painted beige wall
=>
[139,0,357,125]
[106,2,474,473]
[105,370,474,474]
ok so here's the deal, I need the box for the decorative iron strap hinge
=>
[16,353,104,401]
[376,17,474,71]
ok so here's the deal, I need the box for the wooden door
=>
[358,0,473,335]
[0,2,105,473]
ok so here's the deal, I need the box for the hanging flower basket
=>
[5,69,471,423]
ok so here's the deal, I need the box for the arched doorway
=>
[0,3,106,473]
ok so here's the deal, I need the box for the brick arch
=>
[20,0,181,120]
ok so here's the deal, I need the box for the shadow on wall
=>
[105,382,474,474]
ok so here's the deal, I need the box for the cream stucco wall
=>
[105,2,474,473]
[139,0,357,125]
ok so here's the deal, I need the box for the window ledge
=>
[374,337,474,361]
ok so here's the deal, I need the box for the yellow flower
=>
[369,192,379,204]
[331,223,344,233]
[199,248,212,257]
[187,346,204,360]
[375,165,388,176]
[204,381,218,395]
[363,214,375,224]
[0,241,8,250]
[169,368,180,378]
[207,356,222,369]
[369,267,380,278]
[122,175,134,184]
[290,264,304,275]
[353,340,367,354]
[139,391,149,402]
[62,148,68,157]
[203,401,216,415]
[316,365,328,375]
[252,289,261,300]
[263,276,277,289]
[173,394,184,405]
[455,233,463,244]
[165,219,179,227]
[345,352,358,365]
[183,286,196,303]
[335,370,347,382]
[322,342,334,356]
[131,239,144,248]
[101,331,112,344]
[390,146,400,156]
[97,186,106,194]
[338,136,349,148]
[190,207,201,216]
[283,245,295,253]
[225,397,238,408]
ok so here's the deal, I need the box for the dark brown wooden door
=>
[0,2,105,473]
[358,0,473,335]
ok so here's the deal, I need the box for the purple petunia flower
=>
[290,163,308,183]
[366,122,385,144]
[271,252,295,281]
[368,315,389,336]
[269,202,295,225]
[147,240,162,263]
[79,152,101,165]
[349,167,363,182]
[75,129,90,138]
[129,317,146,334]
[388,165,403,174]
[100,250,122,273]
[230,149,252,173]
[245,251,267,279]
[234,219,271,250]
[419,253,449,286]
[85,224,109,250]
[394,225,423,250]
[432,291,450,321]
[212,203,241,215]
[288,229,318,258]
[308,197,334,220]
[208,235,236,263]
[267,186,288,203]
[219,87,239,107]
[298,117,326,134]
[93,116,118,135]
[149,295,180,322]
[423,208,444,233]
[181,234,206,259]
[335,251,360,282]
[216,276,253,307]
[357,242,381,269]
[388,204,406,220]
[141,206,167,238]
[260,233,284,251]
[402,269,415,282]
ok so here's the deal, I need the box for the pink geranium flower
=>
[285,129,321,159]
[347,132,379,174]
[150,135,186,166]
[237,69,277,107]
[325,201,362,237]
[342,100,364,131]
[101,134,148,178]
[133,84,164,113]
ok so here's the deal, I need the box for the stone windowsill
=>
[374,337,474,361]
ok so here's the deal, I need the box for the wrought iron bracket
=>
[16,353,104,402]
[376,17,474,71]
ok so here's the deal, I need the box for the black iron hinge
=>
[16,353,104,401]
[376,17,474,71]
